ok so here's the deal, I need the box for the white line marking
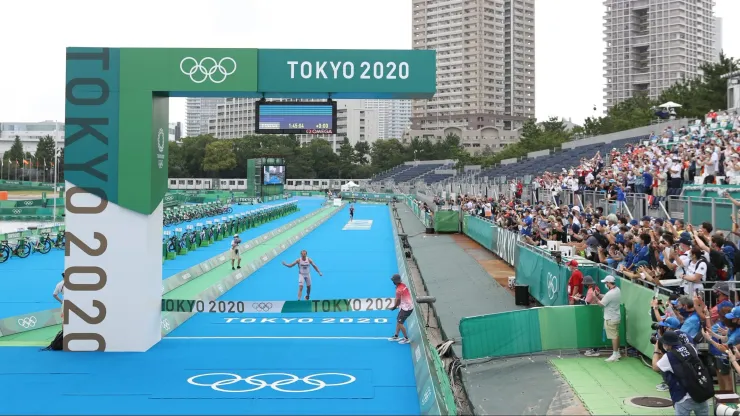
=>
[164,336,389,340]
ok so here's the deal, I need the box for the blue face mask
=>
[677,307,690,318]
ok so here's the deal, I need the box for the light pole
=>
[53,149,61,224]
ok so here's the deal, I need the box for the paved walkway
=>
[396,206,592,415]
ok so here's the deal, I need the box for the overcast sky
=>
[1,0,738,129]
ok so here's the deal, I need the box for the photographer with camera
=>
[652,331,714,415]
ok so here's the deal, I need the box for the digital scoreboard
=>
[255,101,337,135]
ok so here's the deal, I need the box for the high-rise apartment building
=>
[603,0,716,109]
[714,17,723,62]
[409,0,534,153]
[186,98,222,137]
[364,99,412,139]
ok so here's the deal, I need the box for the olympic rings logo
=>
[23,201,33,206]
[179,57,237,84]
[161,319,171,331]
[18,316,37,329]
[187,372,356,393]
[12,209,21,214]
[252,302,273,312]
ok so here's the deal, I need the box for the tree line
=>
[1,135,62,181]
[170,134,468,179]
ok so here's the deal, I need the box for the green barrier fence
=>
[460,217,668,359]
[341,191,402,203]
[0,207,64,221]
[405,196,433,228]
[390,205,456,415]
[462,215,494,251]
[433,210,459,233]
[459,305,627,360]
[0,180,64,191]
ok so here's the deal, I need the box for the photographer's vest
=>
[665,345,714,404]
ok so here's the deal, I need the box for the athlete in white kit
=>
[282,249,322,300]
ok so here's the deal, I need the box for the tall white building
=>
[364,99,412,139]
[714,17,723,62]
[0,121,64,154]
[603,0,716,109]
[186,98,222,137]
[409,0,534,153]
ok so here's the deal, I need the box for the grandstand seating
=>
[373,134,650,186]
[477,136,645,178]
[416,163,456,184]
[392,164,444,183]
[423,173,454,184]
[372,164,412,182]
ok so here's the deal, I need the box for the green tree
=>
[202,140,237,177]
[370,139,408,172]
[337,138,356,178]
[179,135,216,177]
[34,135,56,169]
[353,141,370,164]
[6,136,24,164]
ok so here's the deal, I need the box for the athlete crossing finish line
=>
[282,250,322,300]
[388,274,414,345]
[349,203,355,221]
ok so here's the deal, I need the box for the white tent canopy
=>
[340,181,360,192]
[659,101,682,108]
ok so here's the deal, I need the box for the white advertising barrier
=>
[333,198,342,207]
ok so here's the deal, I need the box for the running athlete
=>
[282,250,322,300]
[388,274,414,344]
[349,203,355,221]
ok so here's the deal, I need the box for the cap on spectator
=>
[655,218,664,225]
[601,275,616,284]
[714,282,732,296]
[572,206,581,212]
[658,317,681,329]
[390,274,402,284]
[630,219,639,226]
[567,260,579,267]
[679,237,692,247]
[583,275,595,285]
[641,216,651,222]
[634,260,649,268]
[727,306,740,320]
[680,231,692,240]
[599,220,607,226]
[660,331,682,346]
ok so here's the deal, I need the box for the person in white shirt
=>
[596,275,622,362]
[682,247,707,295]
[53,274,64,304]
[230,234,242,270]
[53,274,65,318]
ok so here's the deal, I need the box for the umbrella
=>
[659,101,682,108]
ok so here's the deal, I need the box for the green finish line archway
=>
[63,47,436,352]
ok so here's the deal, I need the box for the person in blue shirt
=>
[520,210,533,236]
[633,233,652,266]
[673,296,702,341]
[642,170,654,196]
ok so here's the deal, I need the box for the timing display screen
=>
[255,101,337,135]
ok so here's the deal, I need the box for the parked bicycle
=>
[0,238,32,263]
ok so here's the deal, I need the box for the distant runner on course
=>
[282,250,322,300]
[349,203,355,221]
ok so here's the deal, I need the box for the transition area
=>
[0,202,421,415]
